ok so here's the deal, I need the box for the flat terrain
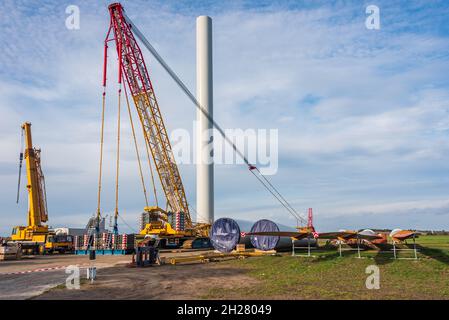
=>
[0,250,211,299]
[206,247,449,299]
[1,235,449,300]
[0,255,130,299]
[35,261,258,300]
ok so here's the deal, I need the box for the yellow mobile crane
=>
[97,4,210,248]
[11,122,73,254]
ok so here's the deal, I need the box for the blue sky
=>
[1,0,449,235]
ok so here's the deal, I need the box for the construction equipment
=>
[97,3,210,248]
[10,122,73,254]
[389,229,420,260]
[45,234,74,254]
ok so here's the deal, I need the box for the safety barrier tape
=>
[0,263,90,276]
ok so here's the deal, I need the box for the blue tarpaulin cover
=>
[210,218,241,253]
[250,219,280,251]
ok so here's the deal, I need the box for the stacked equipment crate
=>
[167,212,185,231]
[74,233,135,254]
[140,211,150,232]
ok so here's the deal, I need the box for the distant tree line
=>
[371,229,449,235]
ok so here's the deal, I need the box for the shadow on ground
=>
[415,245,449,265]
[33,262,257,300]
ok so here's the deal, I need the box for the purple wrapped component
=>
[250,219,280,251]
[210,218,241,253]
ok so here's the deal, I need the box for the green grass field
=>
[204,235,449,299]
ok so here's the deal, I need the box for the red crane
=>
[105,3,190,226]
[307,208,315,232]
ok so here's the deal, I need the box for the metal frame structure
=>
[291,237,316,258]
[392,233,419,260]
[336,236,365,258]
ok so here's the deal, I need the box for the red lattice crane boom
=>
[106,3,191,226]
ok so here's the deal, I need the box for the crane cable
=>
[123,82,149,207]
[96,83,107,222]
[188,205,206,225]
[16,127,24,204]
[251,166,305,223]
[249,169,304,224]
[145,134,159,207]
[124,12,306,224]
[124,81,160,208]
[113,84,122,234]
[139,111,159,208]
[188,201,210,224]
[117,212,138,234]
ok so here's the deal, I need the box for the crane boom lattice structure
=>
[107,3,191,227]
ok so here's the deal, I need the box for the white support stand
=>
[337,238,365,258]
[357,236,361,259]
[292,237,315,258]
[339,241,342,257]
[393,241,397,259]
[414,234,418,260]
[391,234,419,260]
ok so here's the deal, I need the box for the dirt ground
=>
[0,254,132,299]
[4,237,449,300]
[0,254,129,274]
[34,261,258,300]
[0,250,258,300]
[2,250,252,299]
